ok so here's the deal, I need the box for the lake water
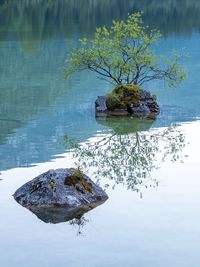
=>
[0,1,200,266]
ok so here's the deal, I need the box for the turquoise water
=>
[1,1,200,266]
[0,0,200,170]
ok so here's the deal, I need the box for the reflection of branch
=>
[68,215,89,236]
[65,125,187,193]
[93,134,116,146]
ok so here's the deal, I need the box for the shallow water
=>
[1,1,200,266]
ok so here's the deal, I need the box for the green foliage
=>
[65,13,186,87]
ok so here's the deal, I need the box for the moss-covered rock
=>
[95,84,160,119]
[109,84,142,109]
[13,168,108,223]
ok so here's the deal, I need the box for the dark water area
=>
[1,0,200,40]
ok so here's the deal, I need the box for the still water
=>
[0,1,200,266]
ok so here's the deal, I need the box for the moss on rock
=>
[64,169,93,193]
[106,84,142,111]
[95,84,160,118]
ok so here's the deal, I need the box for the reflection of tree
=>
[66,125,186,192]
[68,215,89,236]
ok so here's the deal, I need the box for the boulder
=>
[95,84,160,119]
[13,168,108,223]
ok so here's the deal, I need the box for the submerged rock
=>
[13,168,108,223]
[96,116,154,135]
[95,84,160,119]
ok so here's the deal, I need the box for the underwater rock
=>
[13,168,108,223]
[96,116,154,135]
[95,84,160,119]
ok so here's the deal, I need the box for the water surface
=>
[1,121,200,267]
[0,1,200,266]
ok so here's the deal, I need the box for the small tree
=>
[65,13,186,87]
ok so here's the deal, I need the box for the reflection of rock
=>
[13,168,108,223]
[27,203,103,224]
[96,116,154,135]
[95,85,160,119]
